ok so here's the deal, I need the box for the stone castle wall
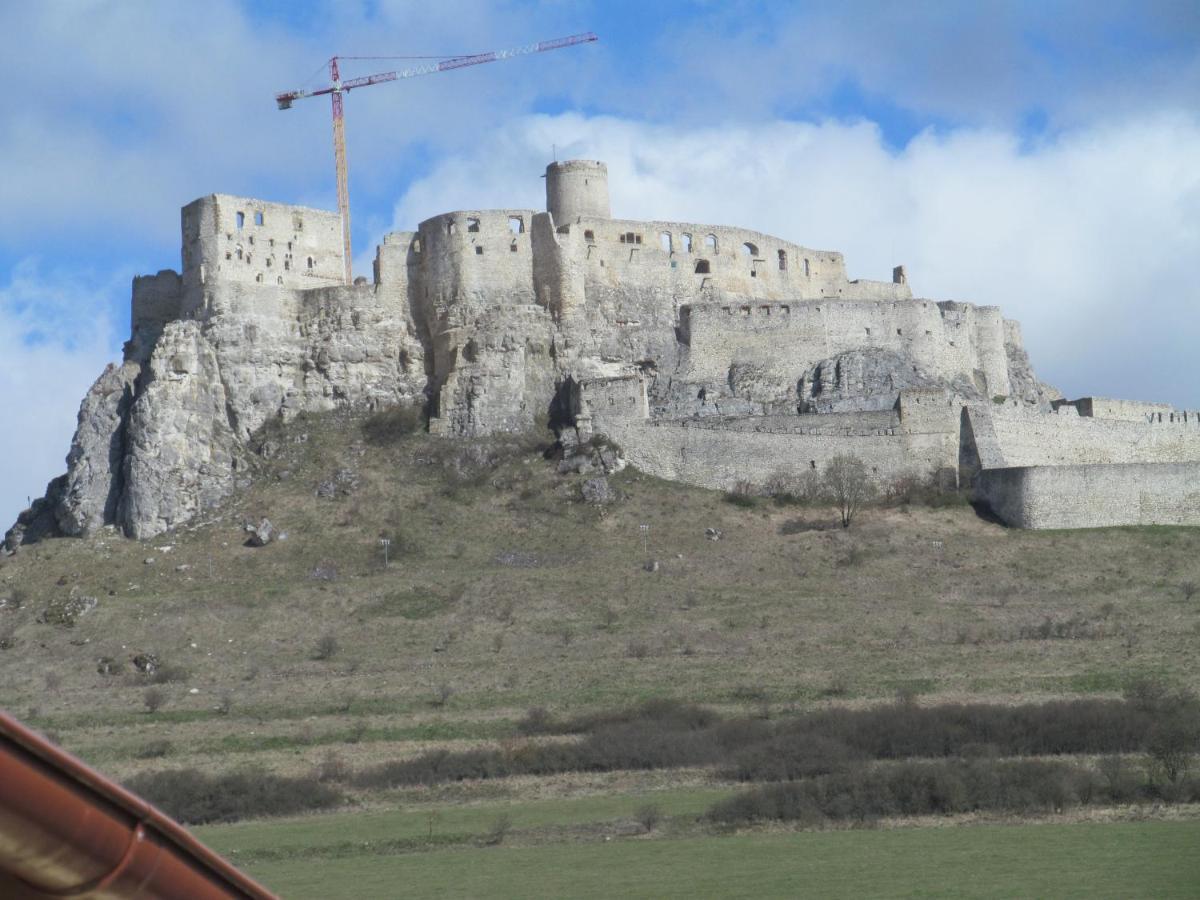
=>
[977,463,1200,529]
[682,299,1011,399]
[967,402,1200,469]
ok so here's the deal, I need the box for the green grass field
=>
[199,814,1200,899]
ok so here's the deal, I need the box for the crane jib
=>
[440,52,497,71]
[273,31,598,284]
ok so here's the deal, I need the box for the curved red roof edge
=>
[0,709,277,899]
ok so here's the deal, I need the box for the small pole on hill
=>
[639,523,649,559]
[379,537,391,567]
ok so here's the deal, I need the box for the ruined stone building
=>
[7,160,1200,547]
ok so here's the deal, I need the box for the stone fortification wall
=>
[182,194,344,299]
[606,414,954,493]
[1053,396,1182,421]
[978,463,1200,529]
[130,270,184,361]
[682,299,1012,399]
[967,402,1200,468]
[568,215,907,305]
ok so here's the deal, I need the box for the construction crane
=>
[275,32,599,285]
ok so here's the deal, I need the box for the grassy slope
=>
[2,411,1199,896]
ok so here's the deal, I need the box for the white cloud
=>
[0,260,124,531]
[392,110,1200,406]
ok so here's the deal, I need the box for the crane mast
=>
[275,32,599,284]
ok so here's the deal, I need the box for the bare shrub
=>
[216,691,234,716]
[431,683,456,708]
[1181,581,1198,602]
[312,634,339,661]
[362,404,427,445]
[346,720,369,744]
[126,768,342,824]
[136,739,173,759]
[1148,718,1198,783]
[484,812,513,845]
[626,640,651,660]
[823,455,874,528]
[314,750,350,783]
[723,480,760,508]
[143,687,168,714]
[598,605,619,631]
[635,802,663,833]
[517,707,554,736]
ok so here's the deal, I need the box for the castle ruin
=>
[7,160,1200,547]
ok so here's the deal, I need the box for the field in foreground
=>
[198,814,1200,899]
[2,410,1199,895]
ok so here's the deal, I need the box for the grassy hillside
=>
[1,409,1198,895]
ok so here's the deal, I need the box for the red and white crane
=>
[275,32,599,284]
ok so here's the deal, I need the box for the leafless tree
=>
[823,455,874,528]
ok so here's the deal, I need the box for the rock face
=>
[55,361,141,536]
[118,322,243,539]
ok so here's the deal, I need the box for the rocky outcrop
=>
[118,322,243,539]
[797,349,960,413]
[55,361,141,536]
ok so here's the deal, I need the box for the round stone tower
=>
[545,160,610,224]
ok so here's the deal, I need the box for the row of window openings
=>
[225,247,315,270]
[229,236,294,252]
[592,230,809,275]
[448,217,524,236]
[236,211,304,231]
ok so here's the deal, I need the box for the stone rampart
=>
[605,411,957,493]
[969,402,1200,467]
[683,299,1011,399]
[978,463,1200,529]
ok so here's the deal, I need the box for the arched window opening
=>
[694,259,710,274]
[778,250,787,271]
[584,229,595,242]
[236,211,245,230]
[508,216,524,235]
[447,220,458,236]
[804,258,811,277]
[742,242,758,257]
[705,234,718,252]
[255,273,263,283]
[467,217,480,232]
[254,211,264,226]
[660,232,672,253]
[276,276,283,285]
[284,259,290,271]
[307,256,314,270]
[265,257,272,267]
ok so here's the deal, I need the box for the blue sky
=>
[2,0,1199,527]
